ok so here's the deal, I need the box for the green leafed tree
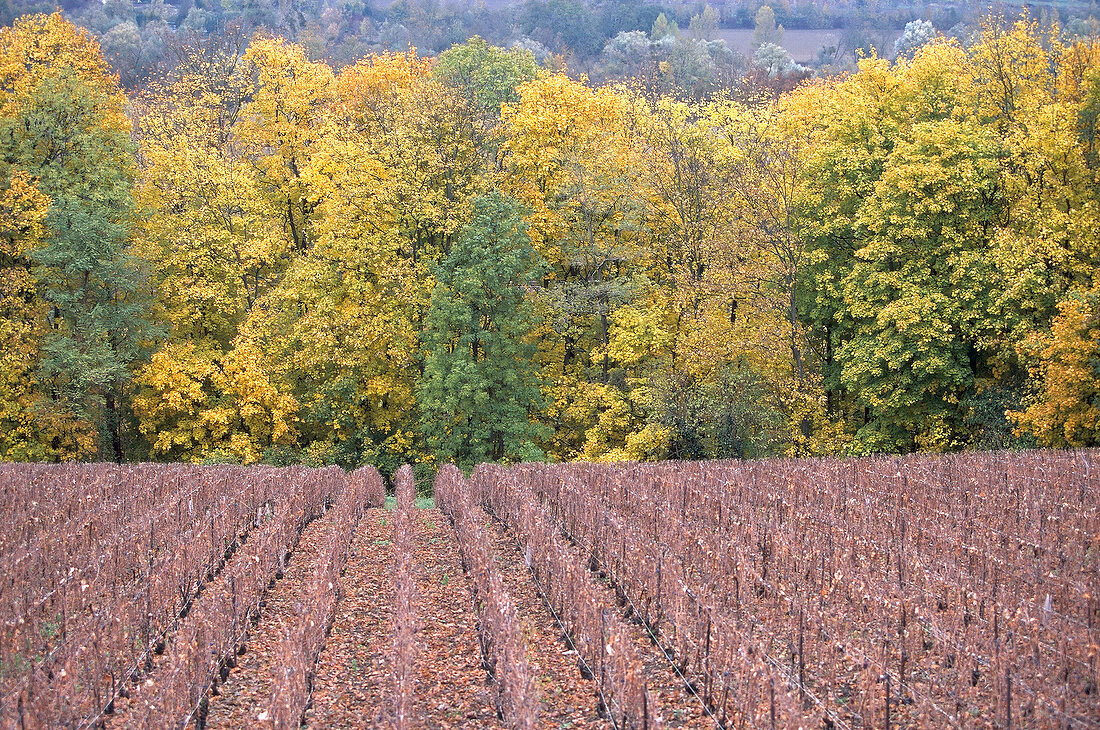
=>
[433,36,540,120]
[417,192,547,468]
[6,70,148,461]
[0,14,149,461]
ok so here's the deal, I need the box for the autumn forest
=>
[1,10,1098,471]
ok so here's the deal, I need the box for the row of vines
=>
[473,449,1099,729]
[0,463,384,729]
[472,465,661,729]
[435,465,538,728]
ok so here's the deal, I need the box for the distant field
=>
[717,27,902,62]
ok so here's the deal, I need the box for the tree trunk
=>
[106,393,123,463]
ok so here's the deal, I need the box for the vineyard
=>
[0,450,1097,729]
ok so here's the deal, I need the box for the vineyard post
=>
[59,575,66,653]
[899,603,907,701]
[769,679,776,730]
[798,609,805,707]
[113,542,120,604]
[230,575,237,639]
[620,536,625,586]
[885,671,891,730]
[818,553,825,613]
[704,615,712,700]
[897,525,905,590]
[599,608,608,718]
[655,552,662,632]
[90,630,102,728]
[145,519,154,660]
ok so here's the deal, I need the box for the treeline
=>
[1,12,1098,469]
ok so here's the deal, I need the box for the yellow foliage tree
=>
[238,36,335,252]
[134,338,298,464]
[503,73,658,459]
[1013,288,1100,446]
[0,12,122,107]
[133,35,294,462]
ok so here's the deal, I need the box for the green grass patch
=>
[384,495,436,510]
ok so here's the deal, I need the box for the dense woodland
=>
[0,9,1099,470]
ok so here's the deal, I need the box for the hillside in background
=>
[1,0,1098,89]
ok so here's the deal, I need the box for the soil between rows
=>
[306,509,395,728]
[407,509,505,729]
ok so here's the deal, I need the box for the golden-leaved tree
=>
[249,51,434,469]
[133,32,299,463]
[0,171,50,459]
[1012,286,1100,447]
[503,73,662,461]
